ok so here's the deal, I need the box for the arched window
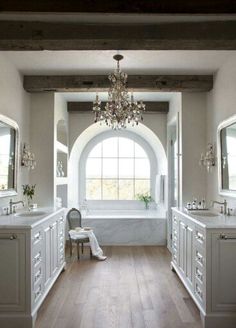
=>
[85,136,151,200]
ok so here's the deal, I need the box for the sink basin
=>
[15,211,47,217]
[189,211,220,217]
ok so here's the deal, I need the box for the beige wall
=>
[0,53,30,207]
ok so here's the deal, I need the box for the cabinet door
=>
[212,232,236,312]
[51,221,58,276]
[179,220,186,275]
[44,225,51,289]
[185,224,194,288]
[0,233,26,312]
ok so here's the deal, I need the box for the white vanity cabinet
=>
[172,213,195,290]
[172,208,236,328]
[211,232,236,312]
[0,232,26,312]
[0,208,66,328]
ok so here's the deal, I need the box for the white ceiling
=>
[4,50,236,75]
[4,49,236,102]
[62,91,177,102]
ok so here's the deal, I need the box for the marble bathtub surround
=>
[82,209,166,246]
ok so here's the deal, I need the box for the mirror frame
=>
[0,114,19,198]
[217,114,236,198]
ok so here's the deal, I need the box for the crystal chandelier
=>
[92,54,145,130]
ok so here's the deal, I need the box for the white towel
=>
[69,229,104,257]
[155,174,165,203]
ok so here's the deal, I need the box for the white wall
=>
[30,93,55,207]
[181,93,207,205]
[0,53,30,208]
[207,55,236,207]
[69,111,167,152]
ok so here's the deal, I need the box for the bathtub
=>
[82,208,167,246]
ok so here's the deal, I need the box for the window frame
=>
[79,130,157,209]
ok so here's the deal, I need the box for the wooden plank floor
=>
[35,247,202,328]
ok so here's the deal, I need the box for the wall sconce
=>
[199,143,216,172]
[21,143,36,169]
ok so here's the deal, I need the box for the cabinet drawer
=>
[194,280,204,305]
[58,230,65,241]
[33,265,43,287]
[172,239,178,250]
[195,248,205,268]
[33,250,43,268]
[195,226,205,247]
[58,252,65,266]
[173,228,178,239]
[195,265,204,284]
[33,282,43,305]
[58,242,64,254]
[172,252,178,265]
[32,229,43,246]
[172,215,179,228]
[58,217,65,230]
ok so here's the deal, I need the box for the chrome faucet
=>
[9,199,24,215]
[211,199,227,215]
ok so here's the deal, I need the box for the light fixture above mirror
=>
[21,143,36,169]
[199,143,216,172]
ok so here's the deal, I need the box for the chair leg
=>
[69,239,72,257]
[82,242,84,254]
[77,242,80,260]
[90,247,92,258]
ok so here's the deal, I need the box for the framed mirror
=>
[218,114,236,197]
[0,114,19,197]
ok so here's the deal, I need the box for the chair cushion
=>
[69,230,90,242]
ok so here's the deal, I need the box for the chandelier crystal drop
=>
[92,54,145,130]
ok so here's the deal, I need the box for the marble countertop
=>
[0,207,65,229]
[172,207,236,229]
[84,209,166,219]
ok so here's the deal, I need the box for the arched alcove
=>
[68,122,167,208]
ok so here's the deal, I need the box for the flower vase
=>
[25,196,31,211]
[145,202,149,210]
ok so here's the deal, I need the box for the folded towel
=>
[155,174,165,203]
[69,229,105,259]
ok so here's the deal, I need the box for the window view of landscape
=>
[86,137,150,200]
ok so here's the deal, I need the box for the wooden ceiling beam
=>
[0,21,236,50]
[0,1,236,13]
[68,101,169,113]
[24,75,213,93]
